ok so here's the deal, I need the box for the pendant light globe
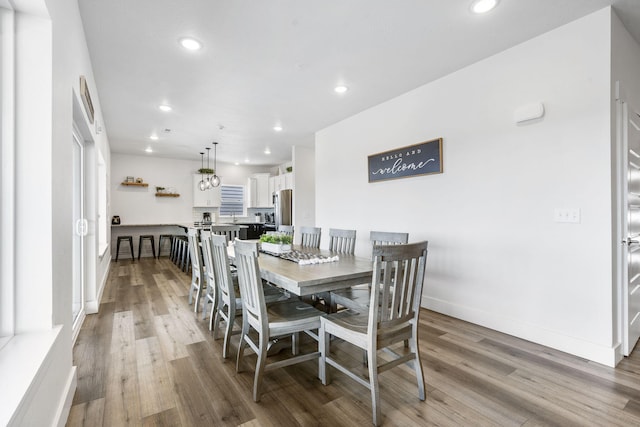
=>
[211,141,221,187]
[198,151,207,191]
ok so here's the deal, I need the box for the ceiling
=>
[78,0,640,167]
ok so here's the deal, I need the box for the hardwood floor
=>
[68,257,640,426]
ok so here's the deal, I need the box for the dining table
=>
[227,244,373,297]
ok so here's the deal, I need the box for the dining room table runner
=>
[261,248,339,265]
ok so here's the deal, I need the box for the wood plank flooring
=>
[67,257,640,426]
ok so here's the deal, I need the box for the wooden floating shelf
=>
[121,182,148,187]
[155,193,180,197]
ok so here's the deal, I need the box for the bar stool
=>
[174,236,190,271]
[171,235,181,263]
[115,235,134,261]
[138,235,156,260]
[157,234,174,258]
[181,240,191,272]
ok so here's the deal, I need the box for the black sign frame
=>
[367,138,443,183]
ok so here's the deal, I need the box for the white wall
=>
[317,9,617,365]
[292,145,315,242]
[110,152,273,224]
[0,0,111,424]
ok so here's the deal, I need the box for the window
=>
[220,185,245,217]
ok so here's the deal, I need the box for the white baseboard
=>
[86,257,110,314]
[54,366,77,427]
[613,342,624,365]
[422,296,618,367]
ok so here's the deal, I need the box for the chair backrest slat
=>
[369,241,428,335]
[300,226,321,248]
[328,228,356,254]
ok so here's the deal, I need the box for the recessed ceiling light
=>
[273,125,283,132]
[159,104,172,112]
[149,135,159,140]
[234,162,240,166]
[179,37,202,51]
[244,158,250,163]
[334,85,348,94]
[264,148,271,154]
[470,0,499,14]
[145,147,153,153]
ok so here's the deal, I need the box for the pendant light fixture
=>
[211,141,221,187]
[204,147,212,189]
[198,152,207,191]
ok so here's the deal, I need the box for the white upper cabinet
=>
[247,173,271,207]
[269,172,293,194]
[193,175,221,207]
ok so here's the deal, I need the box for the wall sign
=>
[368,138,443,183]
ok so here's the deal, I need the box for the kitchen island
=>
[110,222,251,259]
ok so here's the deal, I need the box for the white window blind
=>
[220,185,245,216]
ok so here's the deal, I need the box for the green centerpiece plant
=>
[259,232,292,254]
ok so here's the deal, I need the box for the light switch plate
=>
[554,208,581,223]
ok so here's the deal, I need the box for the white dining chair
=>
[210,224,241,244]
[277,225,294,236]
[210,234,244,358]
[328,228,356,254]
[234,239,325,401]
[319,241,429,426]
[199,230,218,326]
[331,230,409,311]
[299,226,321,248]
[209,235,290,358]
[187,228,205,313]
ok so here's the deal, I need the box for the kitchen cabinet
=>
[247,173,271,207]
[269,172,293,194]
[193,175,221,207]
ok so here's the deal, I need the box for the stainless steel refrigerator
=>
[273,189,292,228]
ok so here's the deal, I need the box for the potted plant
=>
[198,168,215,174]
[259,232,293,254]
[155,186,166,193]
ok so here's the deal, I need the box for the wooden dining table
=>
[228,244,373,297]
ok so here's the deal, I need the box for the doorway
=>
[72,128,86,334]
[618,98,640,357]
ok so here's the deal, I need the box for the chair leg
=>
[223,307,235,359]
[236,319,249,373]
[193,281,201,313]
[129,239,135,260]
[292,332,299,355]
[319,326,330,385]
[411,336,426,401]
[213,304,224,340]
[252,331,269,402]
[209,296,218,332]
[115,238,121,261]
[367,348,381,427]
[202,294,209,320]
